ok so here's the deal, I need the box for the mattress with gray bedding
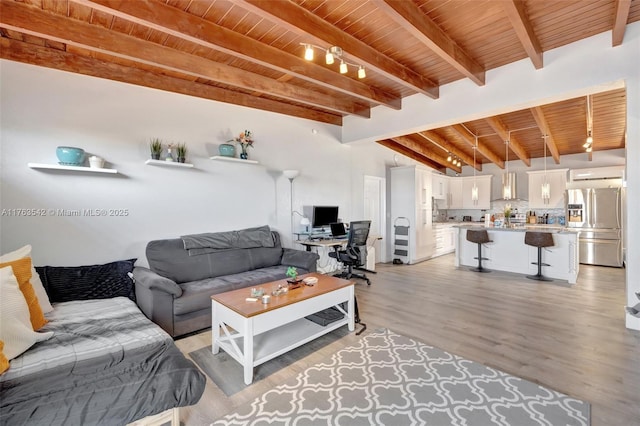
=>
[0,297,205,425]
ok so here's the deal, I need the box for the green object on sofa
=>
[134,226,319,338]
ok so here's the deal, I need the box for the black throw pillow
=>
[36,258,137,303]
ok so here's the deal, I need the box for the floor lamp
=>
[283,170,300,242]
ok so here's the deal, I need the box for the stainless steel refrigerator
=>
[566,187,623,267]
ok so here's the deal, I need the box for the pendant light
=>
[471,137,479,202]
[584,95,594,152]
[502,135,512,200]
[541,135,550,201]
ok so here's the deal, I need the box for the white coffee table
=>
[211,273,355,385]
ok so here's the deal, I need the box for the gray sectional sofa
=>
[134,226,319,338]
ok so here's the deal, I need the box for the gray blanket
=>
[182,225,275,255]
[0,297,205,426]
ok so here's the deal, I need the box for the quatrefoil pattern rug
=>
[211,328,589,425]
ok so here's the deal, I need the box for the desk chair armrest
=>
[281,248,320,272]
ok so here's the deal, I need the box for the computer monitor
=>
[311,206,339,229]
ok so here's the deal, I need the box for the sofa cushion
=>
[174,266,295,315]
[147,232,284,284]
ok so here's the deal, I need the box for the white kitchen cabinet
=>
[432,223,456,258]
[448,178,464,209]
[461,175,492,209]
[527,169,568,209]
[391,165,434,264]
[432,173,448,200]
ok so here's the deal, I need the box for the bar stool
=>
[524,232,554,281]
[466,229,492,273]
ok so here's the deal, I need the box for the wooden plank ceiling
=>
[0,0,634,172]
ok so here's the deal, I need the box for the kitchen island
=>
[455,225,580,283]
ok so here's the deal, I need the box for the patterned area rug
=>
[189,327,351,396]
[211,329,589,426]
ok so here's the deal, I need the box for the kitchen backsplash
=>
[434,199,564,223]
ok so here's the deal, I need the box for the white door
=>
[364,175,386,264]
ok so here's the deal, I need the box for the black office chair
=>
[329,220,371,285]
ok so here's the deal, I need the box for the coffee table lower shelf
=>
[218,316,348,367]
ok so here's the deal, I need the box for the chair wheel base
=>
[470,267,491,273]
[526,274,553,281]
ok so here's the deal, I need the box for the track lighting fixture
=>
[447,154,452,162]
[300,43,366,79]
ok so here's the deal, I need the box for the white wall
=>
[342,22,640,330]
[0,61,395,267]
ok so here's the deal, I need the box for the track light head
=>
[339,61,348,74]
[304,44,314,61]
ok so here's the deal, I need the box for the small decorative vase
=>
[240,152,248,160]
[218,144,235,157]
[165,148,174,162]
[177,157,185,163]
[151,153,160,160]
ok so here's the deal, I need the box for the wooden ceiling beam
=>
[0,37,342,125]
[0,0,367,118]
[239,0,439,99]
[501,0,543,69]
[377,139,445,173]
[484,116,531,167]
[450,124,505,169]
[612,0,631,46]
[77,0,401,111]
[417,131,481,171]
[373,0,485,86]
[530,107,561,164]
[390,135,461,173]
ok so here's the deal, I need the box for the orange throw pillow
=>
[0,258,48,330]
[0,341,8,374]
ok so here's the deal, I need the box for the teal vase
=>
[219,144,235,157]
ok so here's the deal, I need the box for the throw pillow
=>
[0,341,9,374]
[36,258,137,303]
[0,245,53,313]
[0,267,53,360]
[0,258,48,330]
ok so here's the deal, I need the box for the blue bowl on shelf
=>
[56,146,85,165]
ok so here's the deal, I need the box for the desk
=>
[295,239,347,274]
[295,239,347,251]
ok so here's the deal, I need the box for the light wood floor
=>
[175,254,640,425]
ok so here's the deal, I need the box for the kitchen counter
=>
[454,226,580,283]
[455,223,579,234]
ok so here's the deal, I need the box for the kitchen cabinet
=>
[432,223,456,257]
[447,178,464,209]
[446,175,492,209]
[432,173,448,200]
[527,169,568,209]
[462,175,492,209]
[391,165,434,264]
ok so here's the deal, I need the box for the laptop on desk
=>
[330,222,348,240]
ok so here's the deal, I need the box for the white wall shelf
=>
[210,156,259,165]
[28,163,118,174]
[145,159,194,168]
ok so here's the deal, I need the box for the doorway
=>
[363,175,386,264]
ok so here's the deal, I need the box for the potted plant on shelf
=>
[150,138,162,160]
[176,143,187,163]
